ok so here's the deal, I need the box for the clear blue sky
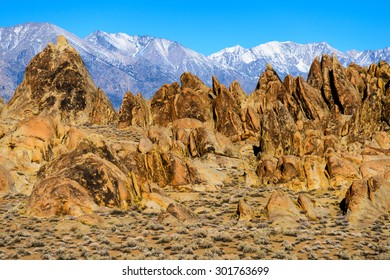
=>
[1,0,389,55]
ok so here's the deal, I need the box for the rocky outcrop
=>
[266,190,301,226]
[166,202,198,222]
[0,164,15,196]
[150,72,214,127]
[150,72,260,142]
[3,35,117,125]
[27,177,99,217]
[118,91,150,128]
[212,76,244,140]
[340,175,390,225]
[27,137,142,216]
[237,199,254,221]
[255,57,390,197]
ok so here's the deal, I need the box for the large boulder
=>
[340,176,390,225]
[266,190,301,226]
[27,138,142,216]
[237,199,254,222]
[118,91,150,128]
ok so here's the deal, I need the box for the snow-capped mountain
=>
[208,41,390,80]
[0,23,389,108]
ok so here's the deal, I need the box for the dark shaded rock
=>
[118,91,150,128]
[212,76,244,139]
[4,36,117,125]
[150,72,213,127]
[27,138,142,216]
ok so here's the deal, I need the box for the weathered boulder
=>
[150,72,213,127]
[303,156,329,190]
[0,116,66,173]
[340,175,390,225]
[266,190,301,226]
[375,132,390,150]
[237,199,254,221]
[0,164,15,196]
[326,150,361,188]
[138,137,154,154]
[147,126,173,153]
[297,194,322,220]
[27,138,142,216]
[166,202,199,222]
[122,148,200,189]
[118,91,150,128]
[3,36,117,125]
[27,177,98,217]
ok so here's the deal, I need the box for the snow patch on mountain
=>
[1,22,389,108]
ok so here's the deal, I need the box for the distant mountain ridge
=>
[1,22,389,108]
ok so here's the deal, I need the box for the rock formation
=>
[266,190,301,226]
[150,72,214,128]
[2,35,117,125]
[236,199,254,221]
[0,164,15,196]
[255,56,390,194]
[340,175,390,225]
[27,138,141,216]
[118,91,150,128]
[1,33,389,257]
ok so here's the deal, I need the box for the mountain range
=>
[1,22,390,108]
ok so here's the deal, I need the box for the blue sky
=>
[1,0,389,55]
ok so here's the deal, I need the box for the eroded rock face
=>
[150,72,213,127]
[27,138,142,216]
[237,199,254,221]
[266,190,301,226]
[340,176,390,225]
[3,35,117,125]
[0,165,15,196]
[255,57,390,199]
[27,177,98,217]
[118,91,150,128]
[213,76,244,140]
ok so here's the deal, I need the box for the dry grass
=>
[0,126,389,260]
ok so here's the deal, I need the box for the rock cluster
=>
[255,55,390,196]
[0,35,389,228]
[148,72,259,142]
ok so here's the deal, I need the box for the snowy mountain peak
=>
[0,22,389,108]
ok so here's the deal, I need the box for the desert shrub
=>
[193,229,208,238]
[197,237,213,249]
[156,234,173,244]
[253,229,270,245]
[212,232,232,242]
[238,241,257,253]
